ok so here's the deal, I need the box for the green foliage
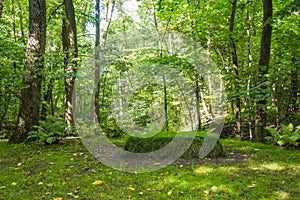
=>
[124,131,226,158]
[27,117,66,144]
[265,123,300,148]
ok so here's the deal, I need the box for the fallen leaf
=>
[139,192,143,195]
[92,180,103,185]
[211,186,218,192]
[128,186,135,191]
[11,182,17,186]
[204,190,209,194]
[0,186,6,189]
[38,182,43,185]
[53,198,62,200]
[167,189,173,195]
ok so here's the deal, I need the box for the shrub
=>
[124,131,226,159]
[27,117,66,144]
[265,123,300,148]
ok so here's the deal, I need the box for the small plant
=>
[265,123,300,148]
[27,117,66,144]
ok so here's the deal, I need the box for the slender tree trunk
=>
[62,0,78,134]
[0,0,4,18]
[229,0,242,135]
[40,78,54,120]
[246,9,254,140]
[286,56,299,119]
[9,0,46,143]
[92,0,115,123]
[17,0,26,45]
[254,0,273,142]
[163,76,169,131]
[195,75,202,131]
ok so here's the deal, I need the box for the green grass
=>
[0,138,299,200]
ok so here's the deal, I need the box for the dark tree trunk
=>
[62,0,78,134]
[195,74,202,131]
[254,0,273,142]
[92,0,101,123]
[9,0,46,143]
[40,78,54,120]
[229,0,242,135]
[0,0,4,18]
[163,76,169,132]
[286,56,299,120]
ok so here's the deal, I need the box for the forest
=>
[0,0,300,199]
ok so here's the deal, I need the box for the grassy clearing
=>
[0,138,299,200]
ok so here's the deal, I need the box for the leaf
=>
[211,186,218,192]
[128,185,135,191]
[167,189,173,195]
[11,182,17,186]
[92,180,103,185]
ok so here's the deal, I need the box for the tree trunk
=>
[163,76,169,132]
[195,75,202,131]
[9,0,46,143]
[286,56,299,120]
[229,0,242,135]
[92,0,115,123]
[0,0,4,18]
[62,0,78,134]
[254,0,273,142]
[40,78,54,120]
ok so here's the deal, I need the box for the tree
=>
[254,0,273,142]
[92,0,115,123]
[62,0,78,134]
[9,0,46,143]
[228,0,242,135]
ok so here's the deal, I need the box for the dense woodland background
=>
[0,0,299,146]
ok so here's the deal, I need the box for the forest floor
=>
[0,138,299,200]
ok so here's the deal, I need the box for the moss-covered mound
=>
[124,132,226,159]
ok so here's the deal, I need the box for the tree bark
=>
[0,0,4,18]
[229,0,242,135]
[62,0,78,134]
[92,0,115,123]
[163,75,169,132]
[40,78,54,120]
[195,75,202,131]
[9,0,46,143]
[254,0,273,142]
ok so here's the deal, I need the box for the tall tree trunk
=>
[92,0,115,123]
[254,0,273,142]
[229,0,242,135]
[62,0,78,134]
[9,0,46,143]
[246,9,254,140]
